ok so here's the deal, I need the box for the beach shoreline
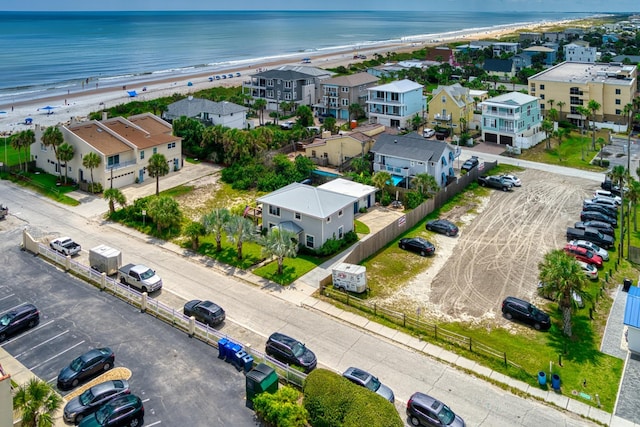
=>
[0,17,583,135]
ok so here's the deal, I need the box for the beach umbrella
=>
[127,90,137,97]
[41,105,55,111]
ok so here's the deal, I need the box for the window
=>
[140,151,145,160]
[540,84,545,90]
[616,89,621,95]
[267,79,274,86]
[341,87,349,93]
[284,81,293,89]
[107,155,119,167]
[306,234,315,249]
[167,142,176,149]
[153,148,157,154]
[269,205,280,217]
[441,96,446,103]
[390,92,399,101]
[326,216,331,223]
[285,93,291,100]
[540,94,545,100]
[341,98,349,106]
[338,226,344,239]
[40,143,47,151]
[267,90,274,98]
[615,99,621,105]
[616,109,621,115]
[294,212,301,221]
[338,209,343,217]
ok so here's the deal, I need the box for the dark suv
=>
[265,332,317,373]
[501,296,550,331]
[406,392,465,427]
[183,299,225,327]
[0,303,40,341]
[461,156,479,173]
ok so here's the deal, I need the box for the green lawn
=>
[8,171,79,206]
[354,219,370,234]
[0,135,28,167]
[196,233,264,270]
[253,254,325,285]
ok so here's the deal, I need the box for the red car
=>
[564,244,603,268]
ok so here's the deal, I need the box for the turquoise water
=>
[313,169,341,178]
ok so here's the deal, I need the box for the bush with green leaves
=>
[303,369,402,427]
[380,193,392,206]
[405,191,424,209]
[253,386,308,427]
[88,182,103,194]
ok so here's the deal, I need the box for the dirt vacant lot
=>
[379,169,599,325]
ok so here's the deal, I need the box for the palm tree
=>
[147,153,169,196]
[41,126,64,181]
[203,208,230,252]
[587,99,601,151]
[556,101,565,121]
[576,106,590,161]
[184,220,206,250]
[411,173,438,198]
[596,136,606,165]
[57,142,74,184]
[103,188,127,214]
[547,99,555,112]
[82,152,101,191]
[541,119,554,150]
[254,98,267,126]
[224,215,255,260]
[147,195,182,233]
[372,171,392,203]
[538,249,589,337]
[261,227,298,276]
[13,377,63,427]
[11,130,33,172]
[627,179,640,232]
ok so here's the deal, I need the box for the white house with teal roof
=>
[480,92,545,149]
[366,79,425,130]
[257,183,357,250]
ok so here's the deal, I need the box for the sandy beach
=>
[0,19,577,136]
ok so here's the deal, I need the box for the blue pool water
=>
[313,169,341,178]
[391,176,403,186]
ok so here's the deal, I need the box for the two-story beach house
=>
[563,43,597,63]
[480,92,545,149]
[428,83,475,135]
[31,113,182,189]
[303,123,385,168]
[366,79,425,129]
[317,72,379,120]
[242,65,332,112]
[257,183,357,250]
[163,97,248,129]
[371,132,456,188]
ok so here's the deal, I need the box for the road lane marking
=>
[29,340,85,370]
[15,330,69,358]
[0,294,15,302]
[0,320,55,346]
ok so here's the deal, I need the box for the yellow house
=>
[303,124,384,167]
[427,83,475,135]
[529,61,637,128]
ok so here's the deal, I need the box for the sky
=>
[1,0,638,13]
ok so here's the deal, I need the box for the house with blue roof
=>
[624,286,640,353]
[370,132,456,188]
[257,183,358,250]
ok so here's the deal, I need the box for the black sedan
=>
[183,299,226,327]
[58,347,115,391]
[426,219,459,237]
[399,237,435,257]
[78,394,144,427]
[579,211,617,227]
[63,379,130,424]
[574,220,615,237]
[0,303,40,342]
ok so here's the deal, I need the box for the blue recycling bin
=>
[551,374,561,390]
[218,338,229,359]
[234,350,248,370]
[224,341,242,363]
[538,371,547,386]
[241,353,254,373]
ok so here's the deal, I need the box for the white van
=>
[332,263,367,293]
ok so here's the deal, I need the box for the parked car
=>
[593,190,621,204]
[500,174,521,187]
[183,299,225,327]
[0,303,40,342]
[580,210,617,227]
[235,72,241,77]
[581,202,617,218]
[461,156,479,173]
[435,128,451,140]
[280,121,295,130]
[265,332,317,373]
[569,239,609,261]
[578,261,599,280]
[563,244,603,268]
[501,296,550,330]
[342,367,395,402]
[227,73,234,78]
[63,380,131,424]
[537,282,584,308]
[601,178,622,197]
[406,392,465,427]
[78,394,143,427]
[425,219,459,237]
[57,347,115,390]
[399,237,435,257]
[574,220,615,237]
[422,128,435,138]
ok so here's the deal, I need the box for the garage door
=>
[485,133,497,143]
[499,135,513,145]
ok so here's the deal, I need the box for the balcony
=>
[105,160,137,172]
[433,113,452,121]
[373,163,410,176]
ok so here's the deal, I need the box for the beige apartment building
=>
[528,62,637,129]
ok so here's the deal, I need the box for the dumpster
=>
[551,374,561,390]
[245,363,278,409]
[538,371,546,386]
[624,278,632,292]
[218,338,229,359]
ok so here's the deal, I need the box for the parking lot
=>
[0,227,257,426]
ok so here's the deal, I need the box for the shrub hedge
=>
[303,369,402,427]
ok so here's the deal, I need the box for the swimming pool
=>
[313,169,341,178]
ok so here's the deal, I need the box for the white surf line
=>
[28,340,85,370]
[0,319,55,346]
[14,330,69,358]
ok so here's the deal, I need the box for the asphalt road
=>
[0,226,257,426]
[0,179,597,426]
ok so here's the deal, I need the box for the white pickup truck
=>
[117,264,163,293]
[49,237,81,256]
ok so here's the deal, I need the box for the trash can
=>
[551,374,561,390]
[217,338,229,359]
[624,278,632,292]
[224,341,242,363]
[241,353,254,373]
[245,363,278,409]
[538,371,547,386]
[233,350,248,370]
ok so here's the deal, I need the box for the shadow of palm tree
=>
[547,308,601,364]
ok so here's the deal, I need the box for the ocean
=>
[0,10,599,105]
